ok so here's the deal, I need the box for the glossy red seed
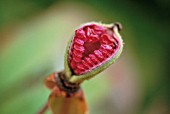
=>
[86,27,98,41]
[101,38,112,44]
[82,60,90,69]
[74,69,82,74]
[73,50,82,58]
[94,50,104,60]
[99,48,110,57]
[73,44,85,52]
[93,25,105,31]
[87,36,99,43]
[70,61,76,69]
[101,44,113,52]
[73,56,81,62]
[85,27,91,37]
[89,54,99,64]
[75,29,85,39]
[102,34,115,42]
[84,57,94,66]
[77,64,86,70]
[74,39,84,45]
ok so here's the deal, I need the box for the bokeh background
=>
[0,0,170,114]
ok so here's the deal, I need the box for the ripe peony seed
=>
[70,61,76,69]
[74,39,84,45]
[73,56,81,62]
[94,50,104,61]
[75,29,85,39]
[77,64,86,71]
[89,54,100,64]
[73,44,85,52]
[82,60,91,69]
[84,57,94,67]
[101,44,113,52]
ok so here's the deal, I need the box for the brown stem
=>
[36,101,48,114]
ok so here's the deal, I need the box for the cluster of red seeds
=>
[69,24,118,75]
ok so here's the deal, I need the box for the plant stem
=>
[36,101,48,114]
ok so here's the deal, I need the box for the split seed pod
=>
[43,22,123,114]
[65,22,123,83]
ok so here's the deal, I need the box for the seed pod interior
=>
[64,22,123,83]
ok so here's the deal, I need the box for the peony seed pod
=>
[64,22,123,83]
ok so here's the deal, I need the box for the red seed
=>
[94,50,104,60]
[82,60,90,69]
[85,27,90,37]
[84,57,94,66]
[93,25,104,31]
[87,37,99,43]
[85,27,94,37]
[73,44,85,52]
[101,37,112,44]
[73,56,81,62]
[70,61,76,69]
[74,69,82,74]
[93,25,105,34]
[99,48,110,57]
[73,50,82,58]
[102,34,115,43]
[77,64,85,70]
[101,44,113,52]
[74,39,84,45]
[75,29,85,39]
[89,54,99,64]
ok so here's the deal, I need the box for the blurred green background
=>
[0,0,170,114]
